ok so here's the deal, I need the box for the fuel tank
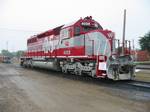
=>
[32,60,61,71]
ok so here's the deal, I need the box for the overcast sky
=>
[0,0,150,51]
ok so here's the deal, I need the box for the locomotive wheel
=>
[64,69,68,74]
[23,61,27,68]
[75,68,82,76]
[29,60,33,68]
[89,70,96,77]
[62,67,68,74]
[74,70,78,75]
[78,69,82,76]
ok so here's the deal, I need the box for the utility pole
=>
[132,39,134,51]
[122,9,126,55]
[6,41,8,51]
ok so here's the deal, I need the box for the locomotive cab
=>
[73,16,103,36]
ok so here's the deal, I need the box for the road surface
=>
[0,63,149,112]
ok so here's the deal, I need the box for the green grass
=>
[134,61,150,65]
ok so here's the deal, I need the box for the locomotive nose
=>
[107,55,136,80]
[85,31,112,57]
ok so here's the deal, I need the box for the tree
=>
[1,50,13,57]
[139,31,150,53]
[1,50,24,58]
[15,50,24,58]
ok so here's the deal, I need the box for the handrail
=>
[86,34,95,56]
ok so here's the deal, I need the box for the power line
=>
[0,27,41,32]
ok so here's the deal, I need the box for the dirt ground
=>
[0,63,149,112]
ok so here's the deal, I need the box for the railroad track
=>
[126,80,150,91]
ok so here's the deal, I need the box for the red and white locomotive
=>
[21,16,135,80]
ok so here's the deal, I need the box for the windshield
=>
[82,24,103,32]
[83,27,97,32]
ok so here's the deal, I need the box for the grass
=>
[135,70,150,82]
[134,61,150,65]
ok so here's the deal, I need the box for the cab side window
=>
[60,28,69,39]
[74,26,80,36]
